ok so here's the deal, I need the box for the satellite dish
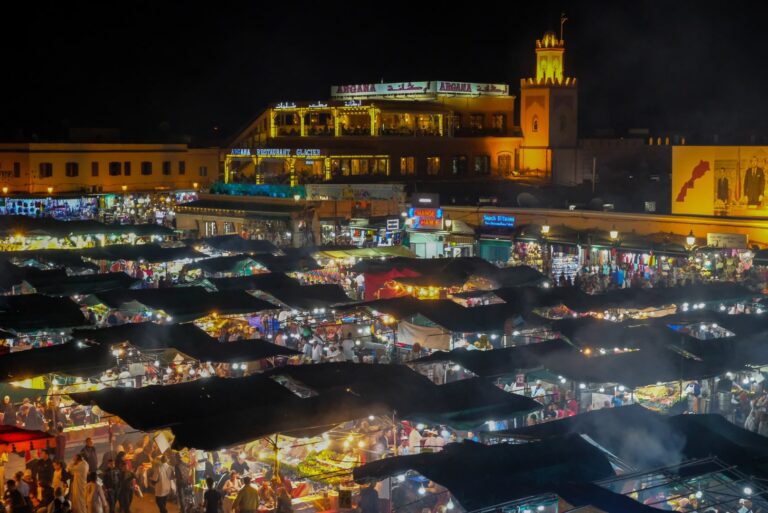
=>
[517,192,540,208]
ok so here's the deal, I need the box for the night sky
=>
[5,1,767,144]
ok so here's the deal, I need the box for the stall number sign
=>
[409,207,443,229]
[482,214,515,228]
[386,219,400,231]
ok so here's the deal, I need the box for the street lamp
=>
[46,186,53,195]
[541,223,550,235]
[121,185,128,192]
[1,186,7,195]
[293,194,301,202]
[609,225,619,240]
[192,182,199,190]
[444,216,453,230]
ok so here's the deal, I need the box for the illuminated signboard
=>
[482,214,515,228]
[254,149,322,157]
[231,148,251,156]
[408,207,443,230]
[331,81,511,98]
[436,81,509,96]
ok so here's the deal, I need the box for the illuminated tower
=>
[519,25,578,181]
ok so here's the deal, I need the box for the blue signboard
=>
[482,214,515,228]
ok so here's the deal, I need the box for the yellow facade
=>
[0,143,219,194]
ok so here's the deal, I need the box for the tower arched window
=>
[532,116,539,133]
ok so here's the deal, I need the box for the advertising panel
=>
[672,146,768,217]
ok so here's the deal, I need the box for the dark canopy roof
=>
[353,436,616,512]
[0,342,113,381]
[90,288,276,321]
[249,253,321,273]
[0,424,58,453]
[194,235,277,254]
[72,322,298,363]
[501,404,768,476]
[25,272,140,296]
[342,297,520,332]
[0,294,86,331]
[352,257,545,289]
[413,338,740,388]
[0,216,172,238]
[0,252,98,274]
[82,244,206,263]
[0,261,68,290]
[72,363,538,449]
[412,339,579,376]
[494,283,759,314]
[183,255,257,274]
[263,284,351,310]
[209,274,301,291]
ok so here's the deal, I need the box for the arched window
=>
[532,116,539,133]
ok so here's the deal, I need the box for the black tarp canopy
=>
[25,272,140,296]
[499,404,768,477]
[0,294,86,331]
[72,363,539,449]
[0,216,172,238]
[413,338,742,388]
[0,252,97,274]
[249,253,321,273]
[352,257,545,289]
[0,261,68,291]
[209,274,301,291]
[341,298,521,332]
[72,322,298,363]
[183,255,258,275]
[353,436,616,512]
[412,339,579,376]
[494,283,760,315]
[89,288,276,321]
[193,235,278,254]
[0,342,113,381]
[262,285,351,310]
[82,244,206,263]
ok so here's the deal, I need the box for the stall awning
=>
[314,246,415,260]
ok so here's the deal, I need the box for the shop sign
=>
[254,149,322,158]
[231,148,251,156]
[344,100,362,107]
[482,214,516,228]
[706,232,748,249]
[308,102,328,108]
[436,81,509,96]
[386,219,399,231]
[411,193,440,208]
[409,207,443,230]
[331,81,432,98]
[275,102,297,109]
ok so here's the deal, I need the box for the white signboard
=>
[436,81,509,96]
[706,232,748,249]
[332,81,432,98]
[331,81,511,98]
[386,219,400,231]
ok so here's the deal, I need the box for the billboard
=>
[673,146,768,217]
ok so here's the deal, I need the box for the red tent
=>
[0,425,56,453]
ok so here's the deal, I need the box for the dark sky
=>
[5,1,767,144]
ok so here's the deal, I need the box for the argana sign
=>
[331,81,509,98]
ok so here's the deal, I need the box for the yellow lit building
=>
[223,30,578,185]
[0,143,219,194]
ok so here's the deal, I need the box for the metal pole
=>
[592,156,596,193]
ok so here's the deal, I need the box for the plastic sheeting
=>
[397,320,451,350]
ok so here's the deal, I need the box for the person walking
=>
[150,456,173,513]
[69,455,88,513]
[85,472,108,513]
[202,478,221,513]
